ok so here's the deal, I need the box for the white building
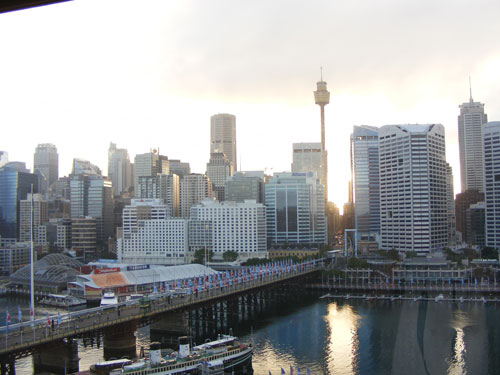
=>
[482,122,500,248]
[180,174,212,218]
[189,199,267,260]
[108,142,133,197]
[458,94,488,192]
[19,193,48,244]
[118,199,188,265]
[206,152,233,201]
[379,124,448,254]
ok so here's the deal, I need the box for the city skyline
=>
[1,1,500,211]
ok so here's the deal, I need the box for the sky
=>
[1,0,499,212]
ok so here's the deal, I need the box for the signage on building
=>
[94,267,120,274]
[126,264,150,271]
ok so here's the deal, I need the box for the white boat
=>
[91,335,253,375]
[100,292,118,306]
[435,294,444,302]
[39,293,86,307]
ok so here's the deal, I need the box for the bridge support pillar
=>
[103,320,137,360]
[33,339,79,374]
[150,311,188,347]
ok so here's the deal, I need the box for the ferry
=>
[39,293,86,307]
[100,292,118,306]
[90,335,252,375]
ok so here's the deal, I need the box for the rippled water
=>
[5,294,500,374]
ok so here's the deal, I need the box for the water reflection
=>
[325,302,359,375]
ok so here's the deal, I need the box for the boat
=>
[100,292,118,306]
[92,334,252,374]
[39,293,86,307]
[435,294,444,302]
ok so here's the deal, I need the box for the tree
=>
[222,250,239,261]
[482,247,498,259]
[193,248,214,264]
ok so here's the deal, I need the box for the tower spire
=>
[320,66,323,81]
[469,76,473,103]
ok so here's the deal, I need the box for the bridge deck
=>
[0,264,318,357]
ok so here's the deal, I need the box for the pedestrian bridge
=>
[0,260,320,365]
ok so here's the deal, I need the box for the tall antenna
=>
[320,66,323,81]
[469,76,473,103]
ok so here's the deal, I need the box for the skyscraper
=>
[265,172,326,246]
[0,166,39,242]
[33,143,58,197]
[379,124,448,254]
[180,174,212,218]
[136,174,180,217]
[108,142,132,197]
[133,150,169,195]
[482,121,500,248]
[314,73,330,202]
[210,114,237,171]
[19,193,48,244]
[458,84,487,192]
[225,171,264,203]
[206,152,233,201]
[350,126,380,236]
[291,143,326,190]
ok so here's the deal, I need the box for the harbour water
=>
[4,291,500,374]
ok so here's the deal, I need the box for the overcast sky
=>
[1,0,499,211]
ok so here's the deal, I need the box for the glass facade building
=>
[482,122,500,248]
[0,167,39,241]
[265,172,326,245]
[350,126,380,236]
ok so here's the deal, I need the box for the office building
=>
[190,199,267,260]
[206,152,233,201]
[466,202,485,248]
[350,126,380,237]
[136,174,179,217]
[118,199,188,265]
[70,173,114,244]
[0,243,31,275]
[0,166,39,242]
[225,171,264,203]
[458,88,487,192]
[72,158,101,176]
[265,172,327,246]
[0,151,8,167]
[19,193,48,244]
[33,143,58,196]
[292,143,326,192]
[71,217,97,261]
[210,114,237,171]
[482,122,500,248]
[108,142,133,197]
[455,189,484,244]
[169,159,191,178]
[445,163,457,246]
[180,174,212,218]
[379,124,448,254]
[133,150,169,195]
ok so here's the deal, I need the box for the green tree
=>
[193,248,214,264]
[481,247,498,259]
[222,250,239,261]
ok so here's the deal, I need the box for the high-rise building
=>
[0,166,39,242]
[72,158,101,176]
[0,151,8,168]
[133,151,169,195]
[455,189,484,244]
[466,202,485,248]
[118,199,187,265]
[180,174,212,218]
[379,124,448,254]
[265,172,327,246]
[190,199,267,260]
[314,74,330,202]
[225,171,264,203]
[210,114,237,171]
[71,217,97,261]
[458,87,488,192]
[291,143,326,191]
[33,143,58,197]
[206,152,233,201]
[168,160,191,178]
[350,126,380,237]
[19,193,48,244]
[70,173,114,244]
[482,121,500,248]
[136,174,179,216]
[108,142,132,197]
[445,163,457,246]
